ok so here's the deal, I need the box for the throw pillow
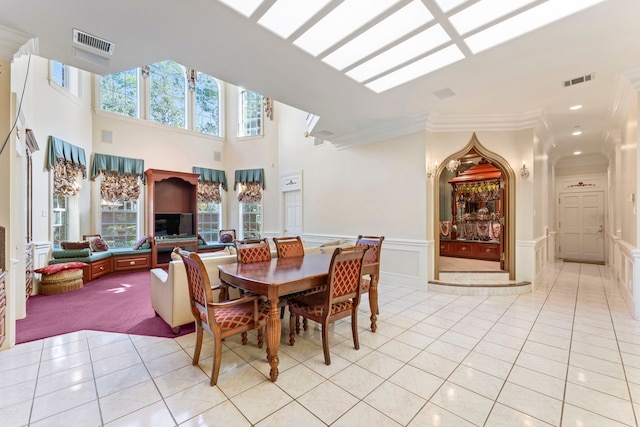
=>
[60,241,91,250]
[89,237,109,252]
[133,236,148,250]
[35,262,88,275]
[197,233,207,245]
[220,233,233,243]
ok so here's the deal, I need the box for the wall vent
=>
[563,73,594,87]
[73,29,115,55]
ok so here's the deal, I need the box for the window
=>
[50,61,81,97]
[195,73,221,136]
[100,199,139,248]
[51,61,67,88]
[241,202,262,239]
[239,90,263,137]
[149,60,186,128]
[100,68,138,117]
[198,202,221,243]
[52,195,68,246]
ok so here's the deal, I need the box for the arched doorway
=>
[434,133,516,280]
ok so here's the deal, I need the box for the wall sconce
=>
[446,159,461,173]
[426,162,438,178]
[520,162,530,178]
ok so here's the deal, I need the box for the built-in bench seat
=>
[49,246,152,282]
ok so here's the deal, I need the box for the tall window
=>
[100,199,138,248]
[195,73,220,136]
[52,195,68,245]
[149,60,186,128]
[198,202,221,242]
[239,90,263,137]
[100,68,138,117]
[241,202,262,239]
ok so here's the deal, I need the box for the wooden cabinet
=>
[113,253,151,272]
[440,240,500,261]
[90,258,112,280]
[0,272,6,348]
[145,169,200,268]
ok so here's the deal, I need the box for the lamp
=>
[520,162,530,178]
[426,162,438,178]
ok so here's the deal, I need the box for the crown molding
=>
[425,110,542,132]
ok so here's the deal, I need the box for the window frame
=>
[238,89,264,138]
[51,194,69,246]
[99,198,140,248]
[197,201,222,243]
[239,200,262,240]
[99,67,140,118]
[50,61,81,98]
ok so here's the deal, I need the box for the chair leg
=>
[368,289,378,332]
[352,307,360,351]
[280,305,285,319]
[289,311,296,346]
[241,331,248,345]
[192,324,204,365]
[211,336,223,386]
[322,318,331,365]
[303,318,308,331]
[257,326,264,349]
[295,314,300,334]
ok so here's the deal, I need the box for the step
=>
[429,271,531,296]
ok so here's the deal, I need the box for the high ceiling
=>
[0,0,639,165]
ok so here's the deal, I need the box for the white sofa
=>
[150,242,349,333]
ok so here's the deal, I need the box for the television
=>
[154,212,193,237]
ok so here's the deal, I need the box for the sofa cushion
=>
[52,248,92,259]
[89,237,109,252]
[60,241,91,250]
[35,262,88,275]
[133,236,148,250]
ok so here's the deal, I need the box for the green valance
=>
[193,167,228,191]
[234,168,265,190]
[46,136,87,178]
[90,153,145,183]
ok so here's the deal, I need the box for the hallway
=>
[1,261,639,426]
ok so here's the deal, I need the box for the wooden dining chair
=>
[175,248,269,385]
[355,235,384,332]
[235,237,272,264]
[288,246,366,365]
[273,236,305,258]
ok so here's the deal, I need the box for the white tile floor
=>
[2,261,640,426]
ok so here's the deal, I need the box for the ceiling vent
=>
[563,73,594,87]
[313,138,325,147]
[73,29,115,55]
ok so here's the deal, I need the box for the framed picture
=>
[281,173,301,192]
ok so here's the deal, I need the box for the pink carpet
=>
[16,270,195,344]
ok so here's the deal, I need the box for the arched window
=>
[100,68,138,117]
[195,72,220,136]
[149,60,186,128]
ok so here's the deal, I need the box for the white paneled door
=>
[558,191,604,263]
[284,190,302,236]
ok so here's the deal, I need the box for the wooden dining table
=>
[218,253,380,382]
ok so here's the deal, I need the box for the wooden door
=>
[284,191,302,236]
[558,191,604,263]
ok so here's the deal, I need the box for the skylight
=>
[258,0,332,39]
[346,25,450,83]
[217,0,607,93]
[293,0,402,57]
[217,0,263,18]
[464,0,606,54]
[322,0,433,71]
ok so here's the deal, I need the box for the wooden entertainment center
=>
[145,169,200,268]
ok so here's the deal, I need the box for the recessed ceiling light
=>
[572,128,582,136]
[573,151,582,155]
[569,104,583,110]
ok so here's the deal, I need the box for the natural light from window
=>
[218,0,607,93]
